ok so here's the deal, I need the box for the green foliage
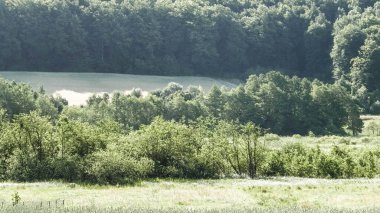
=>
[331,4,380,113]
[0,78,36,118]
[206,86,225,118]
[51,156,83,182]
[356,151,378,178]
[364,121,380,136]
[0,0,377,86]
[241,72,362,135]
[0,75,375,184]
[11,192,21,206]
[86,147,153,184]
[215,121,265,178]
[5,112,55,181]
[133,118,204,178]
[264,143,379,179]
[0,108,6,127]
[318,146,356,178]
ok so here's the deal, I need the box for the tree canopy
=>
[0,0,378,81]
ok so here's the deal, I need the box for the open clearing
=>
[0,178,380,212]
[0,71,237,105]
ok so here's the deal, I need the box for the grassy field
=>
[0,178,380,212]
[0,71,237,93]
[260,116,380,151]
[0,71,237,105]
[261,134,380,151]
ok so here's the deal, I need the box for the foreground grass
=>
[0,178,380,212]
[1,207,380,213]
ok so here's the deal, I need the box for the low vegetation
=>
[0,72,378,184]
[1,178,380,212]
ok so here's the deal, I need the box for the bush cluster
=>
[0,74,375,184]
[0,113,379,184]
[264,144,379,178]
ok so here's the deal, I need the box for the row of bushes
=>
[0,111,378,184]
[0,74,374,184]
[265,144,377,178]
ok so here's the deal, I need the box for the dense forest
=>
[1,73,379,183]
[0,0,380,114]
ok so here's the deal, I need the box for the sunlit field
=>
[0,71,237,105]
[259,116,380,150]
[1,178,380,213]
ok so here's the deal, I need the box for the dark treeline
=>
[1,72,376,183]
[0,0,380,112]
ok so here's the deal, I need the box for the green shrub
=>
[282,144,321,177]
[263,144,373,179]
[6,150,53,181]
[264,134,280,141]
[338,138,350,145]
[318,155,342,178]
[192,143,228,178]
[136,118,202,178]
[51,156,84,182]
[264,144,321,178]
[292,134,302,139]
[86,150,153,184]
[356,151,377,178]
[308,131,316,137]
[263,151,286,176]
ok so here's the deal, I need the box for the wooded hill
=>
[0,0,379,113]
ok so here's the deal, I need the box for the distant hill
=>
[0,0,379,113]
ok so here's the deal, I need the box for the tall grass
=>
[1,206,380,213]
[1,178,380,212]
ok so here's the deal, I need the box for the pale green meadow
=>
[1,178,380,212]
